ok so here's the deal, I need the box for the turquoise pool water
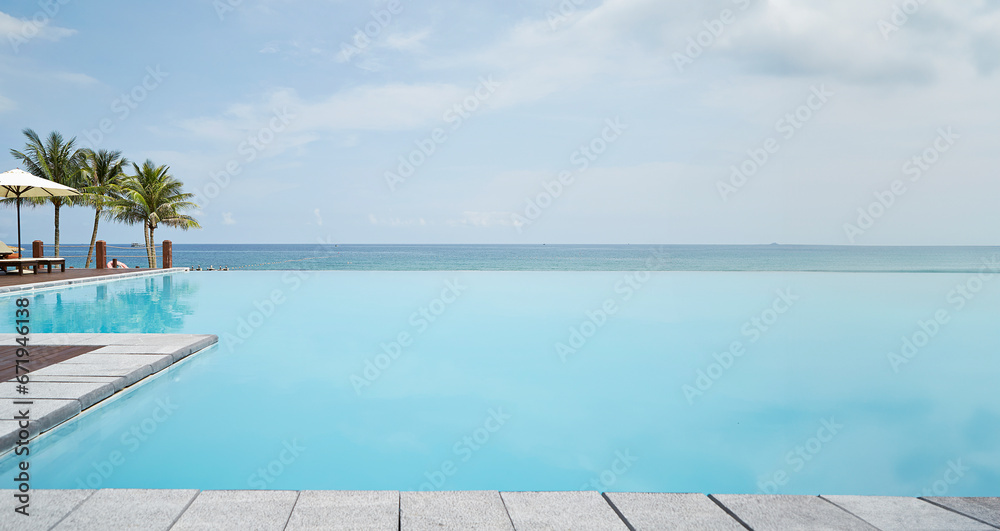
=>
[3,271,999,495]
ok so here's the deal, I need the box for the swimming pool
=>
[3,270,999,495]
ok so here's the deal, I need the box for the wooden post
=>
[112,258,118,268]
[96,241,106,269]
[162,240,172,269]
[32,240,43,258]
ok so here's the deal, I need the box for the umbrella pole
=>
[16,197,21,259]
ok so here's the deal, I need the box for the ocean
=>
[41,244,1000,272]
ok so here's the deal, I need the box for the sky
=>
[0,0,998,245]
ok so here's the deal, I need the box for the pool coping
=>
[0,333,217,455]
[0,267,190,295]
[1,490,997,529]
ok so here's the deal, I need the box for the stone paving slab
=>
[59,352,173,373]
[6,333,202,348]
[30,362,153,385]
[712,494,878,531]
[0,398,80,452]
[3,335,81,347]
[402,491,514,530]
[501,491,629,531]
[50,488,198,530]
[285,490,398,531]
[0,489,94,531]
[171,490,299,531]
[90,345,182,354]
[27,375,126,390]
[0,381,113,409]
[0,491,996,529]
[91,344,210,365]
[823,495,996,530]
[924,497,1000,527]
[605,492,746,530]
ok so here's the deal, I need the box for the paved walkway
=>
[0,334,217,454]
[1,490,997,530]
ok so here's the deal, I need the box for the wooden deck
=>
[0,345,101,381]
[1,490,997,530]
[0,267,148,289]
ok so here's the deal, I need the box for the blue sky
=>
[1,0,998,245]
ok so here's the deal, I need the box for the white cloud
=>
[177,82,472,152]
[368,214,428,227]
[426,0,1000,111]
[222,212,236,225]
[0,94,14,113]
[0,10,76,45]
[0,59,98,88]
[313,208,323,226]
[383,29,431,52]
[446,211,514,227]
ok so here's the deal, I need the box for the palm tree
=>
[112,160,200,268]
[9,129,85,256]
[79,149,128,268]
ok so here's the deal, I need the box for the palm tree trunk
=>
[149,226,157,268]
[86,208,100,268]
[54,202,60,257]
[143,224,151,268]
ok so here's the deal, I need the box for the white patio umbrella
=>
[0,168,81,258]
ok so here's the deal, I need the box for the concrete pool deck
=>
[0,333,218,455]
[0,489,997,530]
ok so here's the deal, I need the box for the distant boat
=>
[131,243,140,247]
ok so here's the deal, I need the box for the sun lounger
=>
[0,258,40,275]
[36,257,66,273]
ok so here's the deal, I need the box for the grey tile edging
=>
[0,267,190,295]
[0,333,218,455]
[2,490,998,530]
